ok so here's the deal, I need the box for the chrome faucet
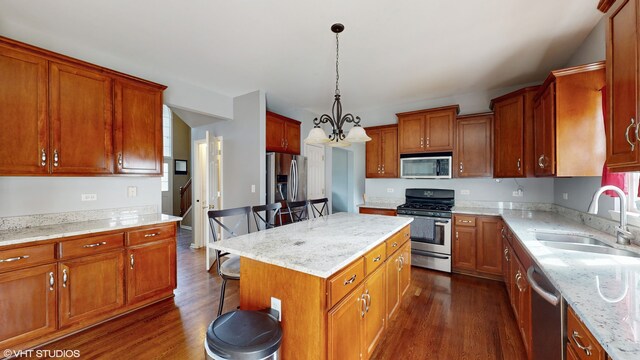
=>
[588,185,634,245]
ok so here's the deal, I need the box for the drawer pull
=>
[344,274,357,286]
[571,330,593,356]
[373,255,382,262]
[144,232,160,238]
[83,241,107,248]
[49,272,55,291]
[62,269,68,288]
[460,220,472,223]
[391,242,398,248]
[0,255,30,263]
[130,254,135,269]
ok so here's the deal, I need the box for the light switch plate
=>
[251,185,256,193]
[127,186,137,198]
[562,193,569,200]
[387,188,394,193]
[460,189,470,195]
[81,193,97,201]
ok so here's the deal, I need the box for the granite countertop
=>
[357,201,402,210]
[456,207,640,360]
[209,212,413,278]
[0,213,182,247]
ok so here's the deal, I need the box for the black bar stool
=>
[252,202,283,231]
[309,198,329,218]
[286,200,309,222]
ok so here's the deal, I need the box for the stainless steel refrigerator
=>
[266,152,307,204]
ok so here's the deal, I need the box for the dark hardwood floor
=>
[30,229,525,359]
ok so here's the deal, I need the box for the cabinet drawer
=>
[328,258,365,309]
[58,233,124,259]
[364,242,386,276]
[0,244,56,273]
[127,223,175,246]
[386,226,410,255]
[567,307,605,360]
[455,215,476,227]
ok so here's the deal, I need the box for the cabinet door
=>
[476,217,502,275]
[266,114,286,152]
[50,62,114,175]
[363,265,386,358]
[456,115,493,177]
[425,110,454,151]
[0,264,57,347]
[606,0,640,169]
[328,284,364,360]
[380,127,398,178]
[0,44,49,175]
[517,261,531,355]
[114,80,163,175]
[126,239,176,305]
[59,251,124,327]
[398,115,425,153]
[284,120,301,155]
[365,129,382,178]
[494,96,525,177]
[453,226,476,271]
[533,84,556,176]
[385,250,401,320]
[509,248,520,318]
[399,241,411,296]
[501,224,511,290]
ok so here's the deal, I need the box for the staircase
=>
[179,178,192,217]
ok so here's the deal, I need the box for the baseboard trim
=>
[180,225,192,230]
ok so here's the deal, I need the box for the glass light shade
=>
[344,126,372,142]
[326,139,351,147]
[304,127,330,144]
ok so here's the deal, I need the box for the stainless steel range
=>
[396,188,453,273]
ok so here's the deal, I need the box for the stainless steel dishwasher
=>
[527,265,565,360]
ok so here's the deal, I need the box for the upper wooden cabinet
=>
[606,0,640,171]
[533,62,606,177]
[455,113,493,178]
[397,105,459,154]
[0,36,166,176]
[266,111,301,155]
[114,79,164,175]
[365,125,398,178]
[491,87,539,178]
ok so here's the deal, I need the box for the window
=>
[162,105,172,158]
[161,162,169,192]
[627,172,640,213]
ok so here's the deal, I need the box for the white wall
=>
[192,90,266,211]
[0,177,160,218]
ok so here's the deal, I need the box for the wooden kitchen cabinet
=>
[126,238,177,305]
[533,62,606,177]
[328,284,365,360]
[59,251,125,327]
[453,226,476,271]
[491,87,539,178]
[399,241,411,296]
[515,259,531,356]
[397,105,459,154]
[567,306,606,360]
[0,264,57,348]
[476,217,502,276]
[365,125,398,178]
[359,207,397,216]
[266,111,301,155]
[453,215,502,279]
[114,79,164,175]
[455,113,493,177]
[363,265,386,358]
[0,43,49,175]
[605,0,640,171]
[385,249,401,321]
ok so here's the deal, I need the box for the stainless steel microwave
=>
[400,156,452,179]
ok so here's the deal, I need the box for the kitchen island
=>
[210,212,412,359]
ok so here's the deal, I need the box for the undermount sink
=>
[534,232,640,258]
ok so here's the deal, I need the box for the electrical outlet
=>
[562,193,569,200]
[127,186,137,198]
[460,189,470,195]
[271,297,282,321]
[387,188,394,193]
[251,185,256,193]
[81,193,97,201]
[512,189,523,197]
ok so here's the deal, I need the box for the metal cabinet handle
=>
[460,220,472,223]
[360,296,367,318]
[459,162,463,173]
[455,231,459,239]
[284,139,288,148]
[516,158,521,171]
[635,118,640,142]
[118,153,123,167]
[501,227,507,239]
[504,248,510,262]
[62,269,68,288]
[381,164,385,174]
[625,118,636,151]
[144,232,160,238]
[130,254,135,269]
[83,241,107,248]
[391,242,398,248]
[377,165,381,173]
[373,255,382,262]
[426,137,430,147]
[41,148,47,167]
[571,330,593,356]
[398,255,404,272]
[0,255,30,263]
[49,272,55,291]
[53,149,59,167]
[538,154,544,168]
[344,274,357,285]
[420,137,424,147]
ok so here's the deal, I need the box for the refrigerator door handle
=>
[289,159,295,201]
[292,159,298,201]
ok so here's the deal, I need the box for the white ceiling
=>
[0,0,603,117]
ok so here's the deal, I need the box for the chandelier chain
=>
[335,33,340,96]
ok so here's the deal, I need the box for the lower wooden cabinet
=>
[567,306,606,360]
[0,264,57,347]
[453,215,502,278]
[126,238,176,305]
[363,265,386,358]
[359,207,397,216]
[59,251,125,327]
[399,242,411,296]
[453,226,476,271]
[385,249,401,320]
[328,284,365,360]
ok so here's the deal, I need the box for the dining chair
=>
[207,206,251,317]
[309,198,329,218]
[286,200,309,222]
[252,202,283,231]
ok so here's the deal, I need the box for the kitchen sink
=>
[534,232,640,258]
[534,232,610,247]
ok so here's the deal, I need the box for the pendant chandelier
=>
[304,23,371,147]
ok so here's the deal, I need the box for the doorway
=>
[332,148,354,213]
[305,144,326,202]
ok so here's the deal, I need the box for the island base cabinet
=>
[0,264,57,348]
[59,251,125,328]
[328,284,365,360]
[364,265,386,358]
[126,239,176,306]
[386,250,401,320]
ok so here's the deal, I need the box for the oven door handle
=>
[411,249,450,260]
[434,220,449,224]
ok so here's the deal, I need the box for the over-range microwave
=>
[400,154,452,179]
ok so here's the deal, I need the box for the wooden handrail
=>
[179,178,193,217]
